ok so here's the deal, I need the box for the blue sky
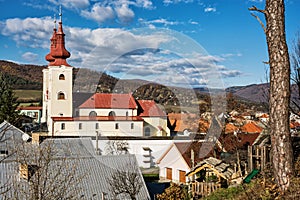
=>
[0,0,299,88]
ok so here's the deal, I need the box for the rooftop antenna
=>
[59,5,62,22]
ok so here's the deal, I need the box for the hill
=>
[0,60,267,113]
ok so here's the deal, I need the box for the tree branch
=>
[250,13,266,33]
[249,6,267,33]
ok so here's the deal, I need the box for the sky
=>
[0,0,299,89]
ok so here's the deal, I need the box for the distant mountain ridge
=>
[0,60,273,112]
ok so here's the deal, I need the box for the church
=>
[41,16,170,138]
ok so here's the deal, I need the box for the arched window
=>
[59,74,65,80]
[89,111,97,117]
[145,127,151,136]
[108,111,116,117]
[58,92,65,100]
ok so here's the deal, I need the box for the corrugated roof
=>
[0,137,150,199]
[79,93,137,109]
[137,100,166,117]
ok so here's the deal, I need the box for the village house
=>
[156,141,221,184]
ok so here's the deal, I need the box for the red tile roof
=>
[240,122,262,133]
[137,100,166,117]
[219,132,260,152]
[52,116,144,121]
[167,113,199,132]
[79,93,137,109]
[17,106,42,110]
[225,123,239,134]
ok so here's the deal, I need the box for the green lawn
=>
[14,90,42,103]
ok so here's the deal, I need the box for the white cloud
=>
[115,4,135,23]
[0,17,53,48]
[80,0,153,24]
[49,0,90,9]
[22,52,39,62]
[204,7,216,12]
[163,0,194,5]
[0,16,242,87]
[81,3,115,23]
[139,18,180,27]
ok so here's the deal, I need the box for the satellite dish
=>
[22,133,31,142]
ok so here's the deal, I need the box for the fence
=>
[191,182,221,197]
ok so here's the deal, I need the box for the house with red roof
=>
[156,141,221,183]
[40,19,169,137]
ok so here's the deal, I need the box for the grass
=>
[14,90,42,102]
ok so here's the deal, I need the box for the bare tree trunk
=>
[266,0,293,192]
[250,0,293,192]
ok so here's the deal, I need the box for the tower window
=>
[61,123,65,130]
[58,92,65,100]
[115,123,119,129]
[59,74,65,80]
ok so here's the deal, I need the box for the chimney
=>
[31,133,46,145]
[19,163,39,181]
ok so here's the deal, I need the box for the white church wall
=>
[52,120,144,137]
[79,108,137,117]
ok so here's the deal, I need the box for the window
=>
[109,111,116,117]
[115,123,119,129]
[79,123,82,130]
[95,123,99,129]
[179,170,186,183]
[126,111,129,117]
[59,74,65,80]
[166,168,172,180]
[89,111,97,117]
[58,92,65,100]
[131,123,134,129]
[61,123,65,130]
[144,127,150,136]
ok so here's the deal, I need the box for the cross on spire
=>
[59,5,62,23]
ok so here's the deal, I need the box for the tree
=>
[290,34,300,112]
[0,73,20,126]
[105,140,129,155]
[106,160,143,200]
[249,0,293,192]
[1,138,83,199]
[156,183,188,200]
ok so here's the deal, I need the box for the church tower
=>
[41,10,73,134]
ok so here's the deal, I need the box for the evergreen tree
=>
[0,72,20,125]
